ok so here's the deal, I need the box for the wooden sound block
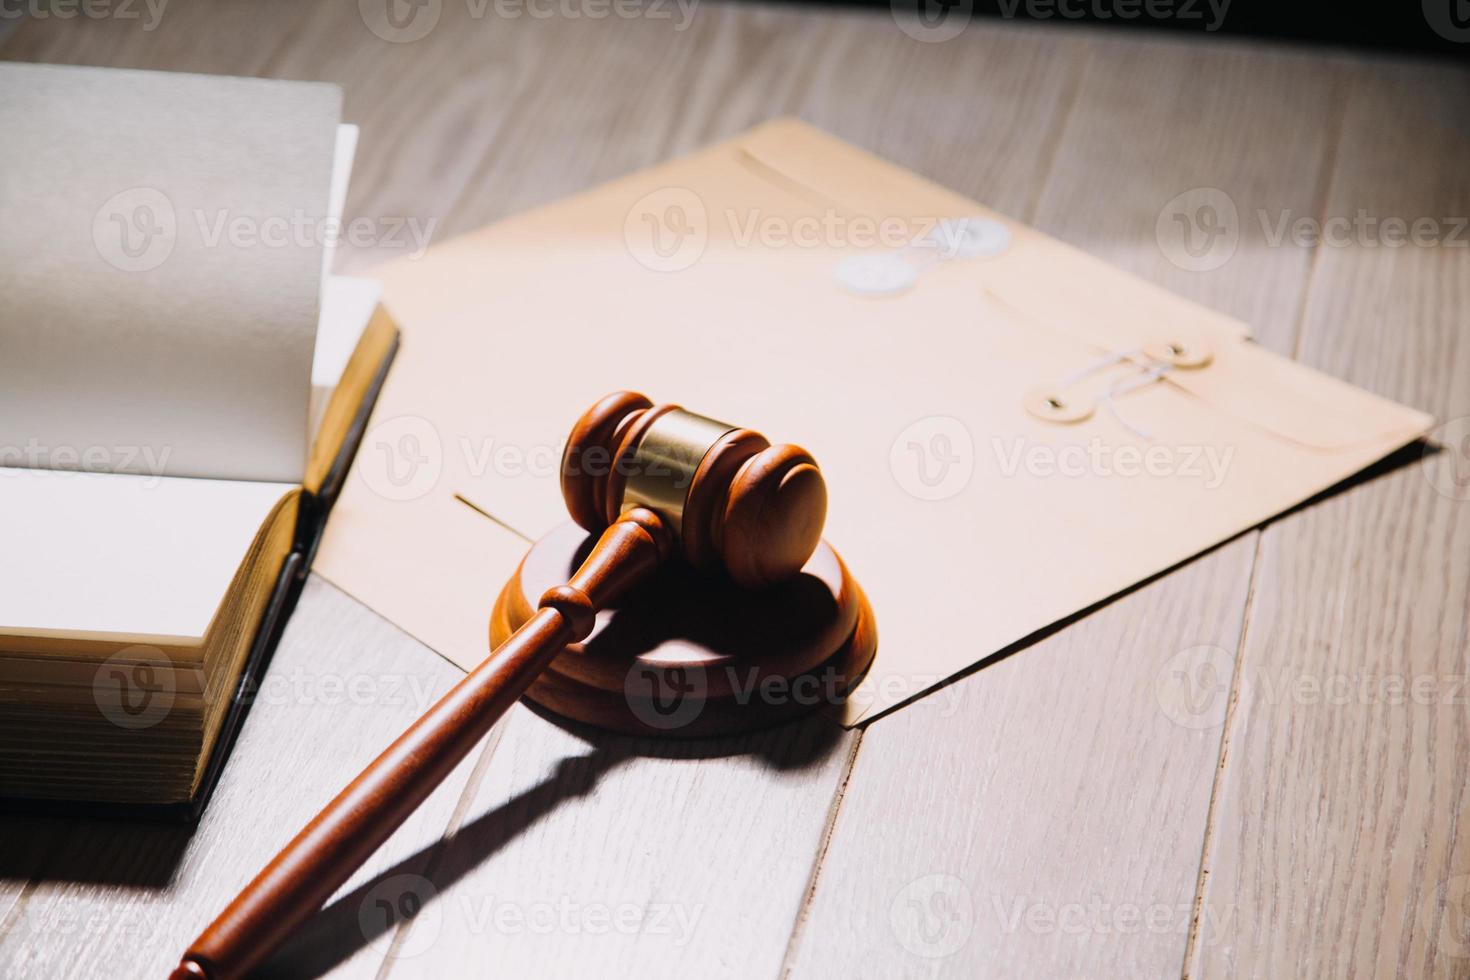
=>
[491,522,877,738]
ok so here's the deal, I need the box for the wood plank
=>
[262,4,1094,270]
[0,579,477,980]
[789,36,1349,979]
[1026,33,1348,355]
[329,11,1094,979]
[1189,60,1470,980]
[0,865,44,955]
[0,18,487,979]
[790,539,1256,978]
[0,1,319,75]
[9,8,1458,980]
[382,707,854,978]
[4,7,1095,977]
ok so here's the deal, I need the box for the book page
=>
[0,470,294,644]
[0,64,342,484]
[310,276,384,441]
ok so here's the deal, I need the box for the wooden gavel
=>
[172,392,829,980]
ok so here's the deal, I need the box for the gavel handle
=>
[171,509,672,980]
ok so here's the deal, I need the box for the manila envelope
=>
[315,119,1433,726]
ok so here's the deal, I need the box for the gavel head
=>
[560,391,827,589]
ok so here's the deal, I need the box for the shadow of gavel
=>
[172,392,831,980]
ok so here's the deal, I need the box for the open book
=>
[0,65,399,812]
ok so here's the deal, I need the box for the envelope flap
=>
[339,117,1437,730]
[980,246,1253,351]
[982,264,1431,451]
[734,118,989,219]
[1170,339,1434,452]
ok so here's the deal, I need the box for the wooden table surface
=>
[2,5,1468,978]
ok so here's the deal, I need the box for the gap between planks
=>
[777,731,867,979]
[776,34,1100,979]
[1180,531,1265,979]
[377,718,515,980]
[1180,65,1354,979]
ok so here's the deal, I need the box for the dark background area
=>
[873,0,1469,58]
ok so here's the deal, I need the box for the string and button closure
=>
[1024,340,1213,439]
